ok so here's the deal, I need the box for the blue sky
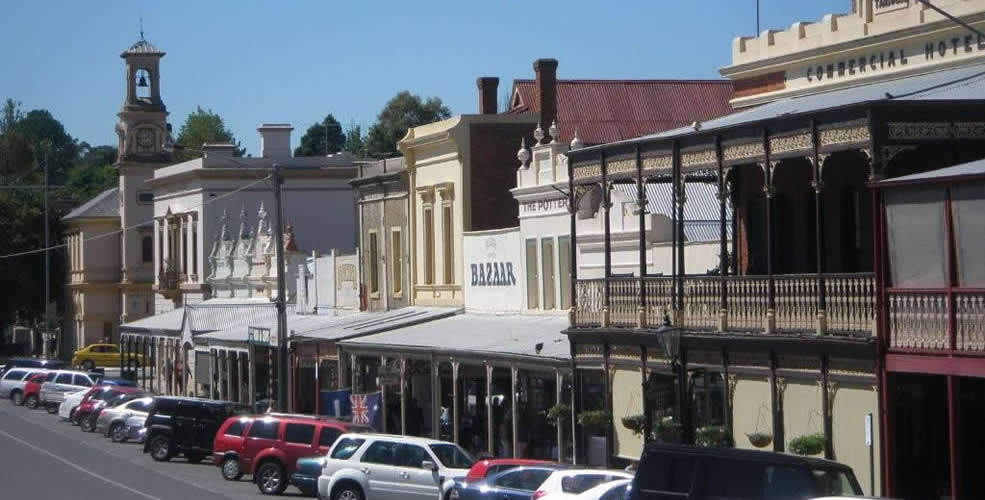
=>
[0,1,842,155]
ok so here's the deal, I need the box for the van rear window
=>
[636,451,694,495]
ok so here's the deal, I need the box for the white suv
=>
[318,433,474,500]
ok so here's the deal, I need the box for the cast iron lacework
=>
[573,163,601,180]
[607,158,636,175]
[768,133,813,155]
[722,142,765,162]
[641,155,672,172]
[819,126,870,147]
[680,149,717,168]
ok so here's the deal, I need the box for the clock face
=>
[136,128,155,152]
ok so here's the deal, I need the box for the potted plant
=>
[576,409,611,428]
[789,433,825,456]
[652,417,682,443]
[746,432,773,448]
[544,403,570,427]
[621,414,647,437]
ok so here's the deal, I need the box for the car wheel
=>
[332,483,364,500]
[80,415,96,432]
[221,457,244,481]
[82,360,96,371]
[149,435,173,462]
[256,461,287,495]
[10,390,23,406]
[110,423,127,443]
[46,404,58,414]
[24,395,38,409]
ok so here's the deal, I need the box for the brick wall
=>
[468,123,535,231]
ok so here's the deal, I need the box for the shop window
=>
[369,231,379,295]
[424,207,434,285]
[559,236,571,310]
[689,370,725,430]
[526,239,539,309]
[391,228,402,295]
[442,205,454,284]
[542,238,556,310]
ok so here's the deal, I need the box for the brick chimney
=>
[476,77,499,114]
[533,58,558,143]
[257,123,294,159]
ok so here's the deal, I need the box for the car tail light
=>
[532,491,547,500]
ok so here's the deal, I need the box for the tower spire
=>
[140,17,145,41]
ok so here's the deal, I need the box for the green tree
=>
[294,114,345,157]
[174,106,245,159]
[365,91,451,157]
[343,122,366,158]
[64,143,118,204]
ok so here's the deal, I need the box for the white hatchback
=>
[57,389,91,421]
[318,433,475,500]
[532,469,634,500]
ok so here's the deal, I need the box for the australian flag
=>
[319,388,352,418]
[350,391,382,431]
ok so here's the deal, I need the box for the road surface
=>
[0,399,311,499]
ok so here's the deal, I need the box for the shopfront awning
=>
[196,307,460,348]
[577,61,985,152]
[119,308,185,336]
[339,312,571,365]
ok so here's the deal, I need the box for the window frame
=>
[391,227,403,297]
[442,204,454,285]
[246,419,281,440]
[284,422,317,445]
[525,238,540,310]
[423,206,435,285]
[542,237,556,310]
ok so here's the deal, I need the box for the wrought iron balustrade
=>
[610,277,640,328]
[956,291,985,352]
[888,290,949,350]
[725,276,768,331]
[573,279,603,327]
[825,273,875,334]
[683,276,719,330]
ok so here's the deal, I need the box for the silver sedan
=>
[95,396,153,442]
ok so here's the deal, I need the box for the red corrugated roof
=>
[508,79,734,145]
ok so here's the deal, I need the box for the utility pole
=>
[42,148,51,359]
[271,163,289,412]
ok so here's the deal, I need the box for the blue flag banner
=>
[350,391,382,431]
[320,388,352,417]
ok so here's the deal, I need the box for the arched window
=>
[135,68,152,100]
[142,235,153,264]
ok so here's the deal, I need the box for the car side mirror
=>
[421,460,437,471]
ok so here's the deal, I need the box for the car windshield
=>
[429,443,474,469]
[809,467,860,496]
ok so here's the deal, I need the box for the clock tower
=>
[116,33,170,321]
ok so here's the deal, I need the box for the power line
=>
[0,174,271,260]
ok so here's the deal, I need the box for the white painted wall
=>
[463,227,523,313]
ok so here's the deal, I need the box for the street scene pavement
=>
[0,402,301,500]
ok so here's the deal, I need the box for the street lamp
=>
[656,324,687,443]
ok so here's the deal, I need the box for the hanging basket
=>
[789,433,825,456]
[621,415,647,437]
[696,426,733,447]
[746,432,773,448]
[577,410,612,428]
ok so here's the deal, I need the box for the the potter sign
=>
[520,196,567,215]
[463,229,522,311]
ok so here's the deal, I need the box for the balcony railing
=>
[571,273,875,336]
[888,288,985,353]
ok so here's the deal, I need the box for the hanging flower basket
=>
[746,432,773,448]
[621,414,647,437]
[789,433,825,456]
[577,410,612,428]
[696,426,733,447]
[652,417,682,443]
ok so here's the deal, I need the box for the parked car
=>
[533,469,634,500]
[71,343,141,370]
[21,372,53,409]
[57,389,91,422]
[95,396,154,442]
[143,397,249,463]
[627,443,863,500]
[453,465,569,500]
[0,368,46,404]
[453,458,555,490]
[99,377,139,387]
[39,370,103,413]
[78,386,145,432]
[124,413,148,443]
[318,434,475,500]
[0,357,66,376]
[572,479,631,500]
[290,456,324,497]
[213,413,372,494]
